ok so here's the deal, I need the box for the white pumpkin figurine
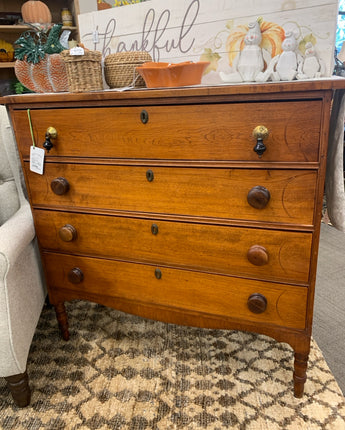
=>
[297,42,326,80]
[220,19,264,83]
[256,31,300,82]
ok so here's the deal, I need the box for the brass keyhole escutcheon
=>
[146,169,154,182]
[151,224,159,235]
[155,268,162,279]
[253,125,269,157]
[140,110,149,124]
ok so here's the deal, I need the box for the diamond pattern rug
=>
[1,300,345,429]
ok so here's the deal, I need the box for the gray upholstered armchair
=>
[0,105,46,407]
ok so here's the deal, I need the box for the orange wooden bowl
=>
[136,61,210,88]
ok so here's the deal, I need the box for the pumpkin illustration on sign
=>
[220,17,285,82]
[14,24,68,93]
[226,18,285,68]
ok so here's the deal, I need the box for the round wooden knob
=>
[247,293,267,314]
[68,267,84,284]
[58,224,77,242]
[247,245,269,266]
[51,177,70,195]
[247,186,270,209]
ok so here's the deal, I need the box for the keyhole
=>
[140,110,149,124]
[146,169,154,182]
[151,224,159,235]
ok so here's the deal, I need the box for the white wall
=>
[78,0,97,15]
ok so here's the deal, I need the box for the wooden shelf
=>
[0,62,15,69]
[0,24,78,32]
[0,0,79,84]
[0,25,27,32]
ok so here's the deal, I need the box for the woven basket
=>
[104,51,152,88]
[60,50,103,93]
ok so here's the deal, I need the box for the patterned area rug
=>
[1,301,345,430]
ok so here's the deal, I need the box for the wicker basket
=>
[104,51,152,88]
[60,50,103,93]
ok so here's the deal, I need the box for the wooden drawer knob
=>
[51,177,70,195]
[247,186,270,209]
[247,245,269,266]
[58,224,77,242]
[253,125,269,157]
[247,293,267,314]
[43,126,57,152]
[68,267,84,284]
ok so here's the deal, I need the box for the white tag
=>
[93,30,99,44]
[70,46,85,56]
[30,146,45,175]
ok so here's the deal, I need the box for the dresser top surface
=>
[2,77,345,107]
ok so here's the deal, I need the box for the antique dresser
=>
[2,79,341,397]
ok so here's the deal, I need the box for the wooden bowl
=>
[136,61,210,88]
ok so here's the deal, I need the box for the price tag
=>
[30,146,45,175]
[70,46,85,56]
[93,30,99,44]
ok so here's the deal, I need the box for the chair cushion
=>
[0,140,13,182]
[0,180,20,225]
[0,107,21,225]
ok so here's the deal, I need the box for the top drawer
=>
[12,100,322,162]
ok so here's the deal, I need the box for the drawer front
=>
[13,100,321,162]
[25,164,317,225]
[43,252,307,330]
[35,210,312,284]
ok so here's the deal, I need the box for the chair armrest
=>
[0,202,35,269]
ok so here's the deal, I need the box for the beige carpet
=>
[313,223,345,395]
[1,300,345,430]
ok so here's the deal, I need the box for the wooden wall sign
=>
[78,0,339,85]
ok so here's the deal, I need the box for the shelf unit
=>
[0,0,80,84]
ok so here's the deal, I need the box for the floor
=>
[313,222,345,395]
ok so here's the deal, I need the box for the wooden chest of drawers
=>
[3,80,340,397]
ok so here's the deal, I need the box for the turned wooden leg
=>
[5,370,31,407]
[54,302,70,341]
[293,351,309,398]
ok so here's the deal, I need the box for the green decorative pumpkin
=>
[15,54,68,93]
[14,24,68,93]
